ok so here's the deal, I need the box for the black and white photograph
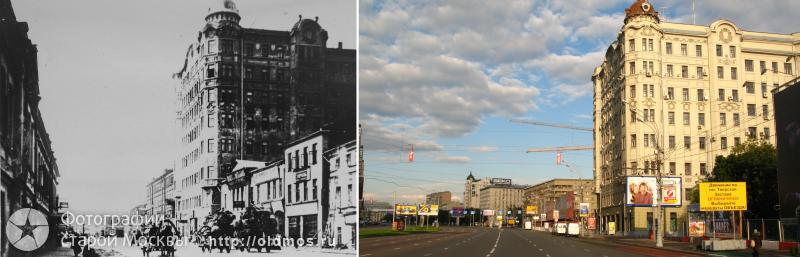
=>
[0,0,356,256]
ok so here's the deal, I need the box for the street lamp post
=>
[626,102,665,247]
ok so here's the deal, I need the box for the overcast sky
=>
[360,0,800,204]
[12,0,355,213]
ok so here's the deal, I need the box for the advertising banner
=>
[553,210,559,221]
[395,205,418,216]
[526,205,538,215]
[608,222,616,235]
[540,213,546,221]
[482,209,495,216]
[587,217,596,230]
[699,182,747,211]
[626,176,683,207]
[418,204,439,216]
[579,203,589,217]
[774,82,800,221]
[689,221,705,237]
[491,178,512,185]
[452,207,465,217]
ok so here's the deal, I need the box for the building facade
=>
[524,179,595,221]
[145,169,175,219]
[463,173,492,209]
[592,0,798,236]
[425,191,452,210]
[171,0,355,234]
[324,140,356,249]
[478,184,526,212]
[0,0,61,255]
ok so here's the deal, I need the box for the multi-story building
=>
[592,0,797,236]
[171,0,355,234]
[145,169,175,219]
[478,184,526,212]
[425,191,452,210]
[0,0,61,254]
[463,173,492,209]
[284,132,326,245]
[524,179,595,221]
[324,140,357,249]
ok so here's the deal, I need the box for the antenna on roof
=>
[659,6,667,22]
[692,0,696,24]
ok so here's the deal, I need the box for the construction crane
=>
[510,119,592,132]
[526,145,592,153]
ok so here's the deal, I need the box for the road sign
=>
[526,205,538,215]
[699,182,747,211]
[579,203,589,217]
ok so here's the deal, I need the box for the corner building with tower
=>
[171,0,355,235]
[593,0,798,237]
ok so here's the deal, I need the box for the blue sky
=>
[359,0,800,204]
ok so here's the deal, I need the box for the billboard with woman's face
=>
[626,176,682,207]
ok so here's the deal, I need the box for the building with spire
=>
[171,0,355,234]
[593,0,798,236]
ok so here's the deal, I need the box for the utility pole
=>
[629,106,665,247]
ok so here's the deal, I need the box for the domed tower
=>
[466,171,476,182]
[205,0,241,27]
[624,0,659,24]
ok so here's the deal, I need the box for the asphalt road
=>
[360,227,704,257]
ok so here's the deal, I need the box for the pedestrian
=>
[752,229,762,257]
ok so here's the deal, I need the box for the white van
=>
[555,223,567,235]
[567,223,581,237]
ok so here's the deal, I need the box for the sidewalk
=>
[587,235,794,257]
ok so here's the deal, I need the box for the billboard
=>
[395,205,417,216]
[418,204,439,216]
[491,178,512,185]
[579,203,589,217]
[482,209,495,216]
[525,205,538,215]
[625,176,682,207]
[699,182,747,211]
[587,217,596,230]
[555,192,575,220]
[451,207,465,217]
[774,82,800,221]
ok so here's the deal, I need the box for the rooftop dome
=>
[205,0,240,25]
[466,171,475,181]
[624,0,659,23]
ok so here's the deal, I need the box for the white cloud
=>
[436,155,471,164]
[469,146,498,153]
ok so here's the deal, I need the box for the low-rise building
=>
[145,169,175,219]
[524,179,595,222]
[324,140,357,249]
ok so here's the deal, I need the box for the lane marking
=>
[394,247,400,250]
[485,229,503,257]
[424,254,432,257]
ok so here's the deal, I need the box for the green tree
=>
[689,140,778,218]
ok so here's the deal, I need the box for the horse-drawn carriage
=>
[197,210,235,253]
[139,220,180,257]
[232,206,282,253]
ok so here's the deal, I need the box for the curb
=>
[578,237,712,256]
